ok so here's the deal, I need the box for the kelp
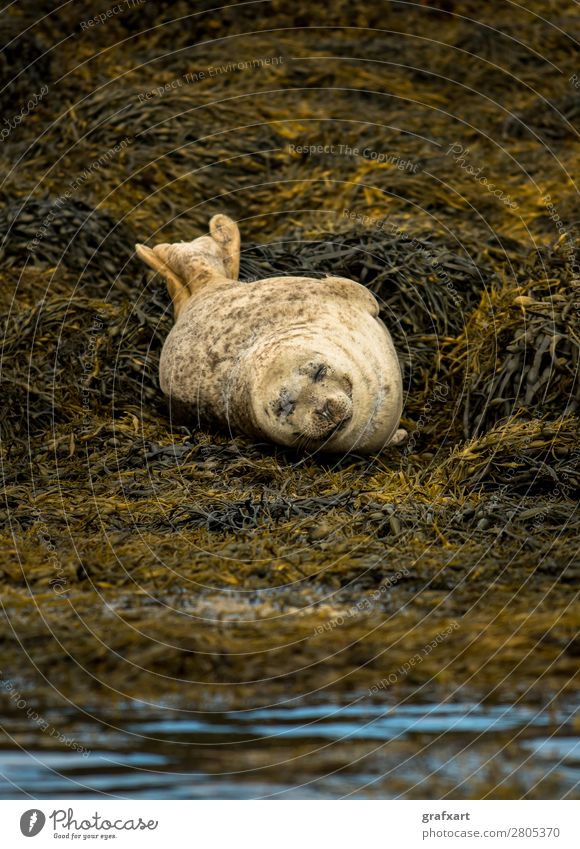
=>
[459,235,580,436]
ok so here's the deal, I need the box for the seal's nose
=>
[318,394,352,428]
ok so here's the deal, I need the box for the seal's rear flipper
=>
[136,216,241,321]
[135,243,191,319]
[209,214,240,280]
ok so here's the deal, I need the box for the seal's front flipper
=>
[322,276,380,317]
[389,428,408,446]
[135,243,190,319]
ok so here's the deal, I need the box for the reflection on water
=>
[0,700,578,799]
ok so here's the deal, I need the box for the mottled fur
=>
[136,215,405,454]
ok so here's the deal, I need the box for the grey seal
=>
[136,215,406,454]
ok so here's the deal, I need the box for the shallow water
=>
[1,700,578,799]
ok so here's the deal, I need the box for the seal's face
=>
[260,358,354,449]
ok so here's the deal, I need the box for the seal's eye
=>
[313,364,327,382]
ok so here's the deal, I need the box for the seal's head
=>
[249,344,356,450]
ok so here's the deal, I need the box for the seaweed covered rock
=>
[0,269,168,441]
[503,92,580,142]
[434,415,579,497]
[0,24,51,114]
[0,199,141,290]
[460,236,580,437]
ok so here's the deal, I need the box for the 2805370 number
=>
[508,828,560,838]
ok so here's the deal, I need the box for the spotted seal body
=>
[136,215,406,454]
